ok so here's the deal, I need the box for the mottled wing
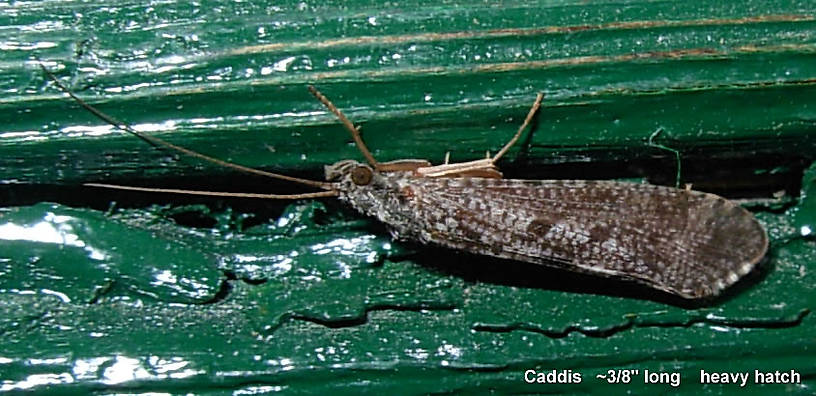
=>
[407,178,767,298]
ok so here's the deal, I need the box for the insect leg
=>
[307,85,381,170]
[376,159,432,172]
[491,93,544,163]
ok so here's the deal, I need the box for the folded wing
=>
[407,178,767,299]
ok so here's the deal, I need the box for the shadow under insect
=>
[407,241,771,309]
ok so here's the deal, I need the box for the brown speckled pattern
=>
[332,161,768,299]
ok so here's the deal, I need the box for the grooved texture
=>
[1,1,815,394]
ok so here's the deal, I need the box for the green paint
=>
[1,0,815,394]
[793,162,816,239]
[0,203,223,304]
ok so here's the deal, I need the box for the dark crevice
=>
[0,171,328,215]
[503,152,808,202]
[199,279,234,305]
[472,321,635,339]
[238,276,268,286]
[222,269,238,280]
[0,152,809,211]
[87,280,116,304]
[166,209,218,229]
[473,308,811,339]
[642,308,811,330]
[264,303,459,334]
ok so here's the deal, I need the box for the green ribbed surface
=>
[1,1,815,394]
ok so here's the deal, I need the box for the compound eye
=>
[350,165,373,185]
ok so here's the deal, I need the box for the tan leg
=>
[308,85,381,170]
[438,169,503,178]
[491,93,544,163]
[376,159,432,172]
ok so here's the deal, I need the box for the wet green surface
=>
[2,0,816,394]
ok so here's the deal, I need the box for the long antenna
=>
[307,85,381,169]
[492,93,544,163]
[84,183,338,199]
[41,64,333,191]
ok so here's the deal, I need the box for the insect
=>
[42,65,768,299]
